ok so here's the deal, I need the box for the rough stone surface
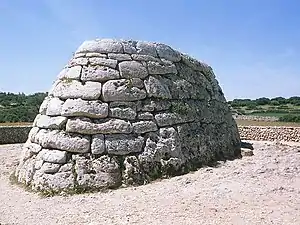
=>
[16,39,240,193]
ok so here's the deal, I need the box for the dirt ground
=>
[0,141,299,225]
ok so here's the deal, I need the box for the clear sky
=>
[0,0,299,100]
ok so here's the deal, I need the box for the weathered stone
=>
[86,52,107,58]
[133,121,158,134]
[81,65,119,82]
[137,99,171,112]
[105,134,144,155]
[148,60,177,75]
[89,57,118,69]
[74,53,86,58]
[156,43,181,62]
[144,76,172,99]
[40,162,61,174]
[121,40,137,54]
[39,97,51,114]
[108,53,132,61]
[61,99,108,118]
[58,163,73,172]
[119,61,148,79]
[34,114,67,129]
[51,80,101,100]
[66,118,132,135]
[155,112,194,127]
[131,54,161,62]
[37,149,67,164]
[23,141,42,154]
[76,39,123,54]
[75,155,121,188]
[109,107,137,120]
[58,66,82,80]
[137,112,154,120]
[28,127,40,143]
[102,79,146,102]
[68,57,88,67]
[123,156,144,185]
[136,41,158,57]
[46,97,64,116]
[34,129,90,153]
[32,171,74,191]
[91,134,106,154]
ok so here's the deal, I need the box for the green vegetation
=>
[229,96,300,123]
[0,92,47,123]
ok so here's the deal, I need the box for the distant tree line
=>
[228,96,300,107]
[0,92,47,123]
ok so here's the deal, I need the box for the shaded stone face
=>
[15,38,241,193]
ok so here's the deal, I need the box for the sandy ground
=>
[0,141,300,225]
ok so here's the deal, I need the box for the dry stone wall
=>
[0,126,32,144]
[239,126,300,142]
[15,39,241,193]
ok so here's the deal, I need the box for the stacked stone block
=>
[15,39,241,193]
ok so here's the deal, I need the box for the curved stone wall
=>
[15,39,241,193]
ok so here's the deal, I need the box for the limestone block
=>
[147,60,177,75]
[39,97,51,114]
[46,97,64,116]
[75,156,121,188]
[58,66,82,80]
[76,39,123,54]
[109,107,137,120]
[156,43,181,62]
[121,40,137,54]
[34,114,67,129]
[89,57,118,69]
[37,149,67,164]
[91,134,106,154]
[102,79,146,102]
[66,118,133,135]
[61,99,108,118]
[136,41,158,57]
[34,129,90,153]
[86,52,107,58]
[137,112,154,120]
[133,121,158,134]
[155,112,194,127]
[144,76,172,99]
[81,65,120,82]
[108,53,132,61]
[119,61,148,79]
[105,134,144,155]
[51,80,101,100]
[23,141,42,154]
[68,57,88,67]
[40,162,61,174]
[131,54,161,62]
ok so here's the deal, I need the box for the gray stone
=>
[61,99,108,118]
[148,60,177,75]
[16,157,36,185]
[58,163,73,172]
[155,112,194,127]
[66,118,132,135]
[34,114,67,129]
[81,66,119,82]
[74,53,86,58]
[121,40,137,54]
[34,129,90,153]
[91,134,106,154]
[105,134,144,155]
[102,79,147,102]
[75,155,121,188]
[89,57,118,69]
[109,107,137,120]
[133,121,158,134]
[40,162,61,174]
[32,171,74,191]
[76,39,123,54]
[58,66,82,80]
[156,43,181,62]
[131,54,161,62]
[68,57,88,67]
[39,97,51,114]
[28,127,40,143]
[38,149,67,164]
[136,41,158,57]
[108,53,132,61]
[123,156,144,185]
[23,141,42,154]
[119,61,148,79]
[137,99,171,112]
[46,97,65,116]
[51,80,101,100]
[144,76,172,99]
[137,112,154,120]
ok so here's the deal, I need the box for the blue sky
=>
[0,0,299,100]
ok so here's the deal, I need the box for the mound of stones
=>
[15,39,241,193]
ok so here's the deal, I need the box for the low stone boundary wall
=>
[0,125,32,144]
[1,125,300,144]
[239,126,300,142]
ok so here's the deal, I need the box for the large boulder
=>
[15,39,241,194]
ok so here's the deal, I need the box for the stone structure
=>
[15,39,241,193]
[239,126,300,142]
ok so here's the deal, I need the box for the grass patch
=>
[236,119,300,127]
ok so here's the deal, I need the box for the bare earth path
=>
[0,141,299,225]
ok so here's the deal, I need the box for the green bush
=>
[279,115,300,122]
